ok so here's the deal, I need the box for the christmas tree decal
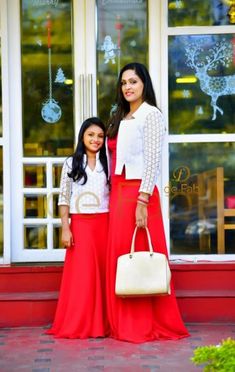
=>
[55,67,66,83]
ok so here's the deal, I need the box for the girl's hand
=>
[135,203,148,228]
[61,226,74,248]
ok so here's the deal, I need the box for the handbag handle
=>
[130,227,154,257]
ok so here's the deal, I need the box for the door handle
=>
[87,73,93,117]
[79,74,85,123]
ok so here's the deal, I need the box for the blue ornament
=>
[41,98,62,124]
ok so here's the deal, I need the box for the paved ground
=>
[0,323,234,371]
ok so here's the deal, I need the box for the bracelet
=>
[137,196,149,204]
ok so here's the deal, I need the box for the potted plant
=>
[191,337,235,371]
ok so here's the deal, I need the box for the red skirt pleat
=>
[106,176,190,343]
[47,213,109,339]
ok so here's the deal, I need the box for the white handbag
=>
[115,226,171,297]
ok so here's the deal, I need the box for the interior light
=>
[64,79,73,85]
[176,76,197,83]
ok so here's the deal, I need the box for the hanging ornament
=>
[41,13,62,124]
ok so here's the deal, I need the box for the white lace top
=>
[58,154,109,214]
[140,109,165,194]
[115,102,166,195]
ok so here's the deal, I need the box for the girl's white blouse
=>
[58,154,109,214]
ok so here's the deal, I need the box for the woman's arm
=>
[136,109,165,227]
[139,109,166,195]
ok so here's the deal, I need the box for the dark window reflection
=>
[168,34,235,134]
[21,0,74,157]
[52,164,62,188]
[24,164,46,187]
[53,225,63,249]
[0,148,2,257]
[53,193,59,218]
[24,225,47,249]
[168,0,232,26]
[24,195,47,218]
[0,43,2,136]
[169,142,235,255]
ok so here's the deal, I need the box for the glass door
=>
[11,0,81,262]
[10,0,153,262]
[95,0,149,122]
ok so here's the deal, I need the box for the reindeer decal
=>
[185,39,234,120]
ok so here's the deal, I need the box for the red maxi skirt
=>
[47,213,109,338]
[106,175,190,343]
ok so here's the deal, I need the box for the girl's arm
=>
[60,205,74,248]
[58,159,74,247]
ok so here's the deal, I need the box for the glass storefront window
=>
[21,0,74,157]
[168,34,235,134]
[0,43,2,136]
[24,225,47,249]
[96,0,148,121]
[0,148,2,257]
[0,15,2,258]
[24,164,46,187]
[168,0,233,27]
[169,142,235,255]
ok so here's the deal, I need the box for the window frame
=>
[0,0,11,264]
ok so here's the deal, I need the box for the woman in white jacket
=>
[106,62,189,343]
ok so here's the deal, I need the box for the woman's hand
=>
[135,203,148,228]
[61,225,74,248]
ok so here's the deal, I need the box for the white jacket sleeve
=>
[58,159,72,206]
[139,109,166,195]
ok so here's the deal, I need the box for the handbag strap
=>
[130,227,154,256]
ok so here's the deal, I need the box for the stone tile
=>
[0,324,234,371]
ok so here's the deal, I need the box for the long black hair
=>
[107,62,158,138]
[68,117,108,185]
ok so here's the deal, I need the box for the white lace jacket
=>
[115,101,166,195]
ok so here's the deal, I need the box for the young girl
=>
[47,117,110,338]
